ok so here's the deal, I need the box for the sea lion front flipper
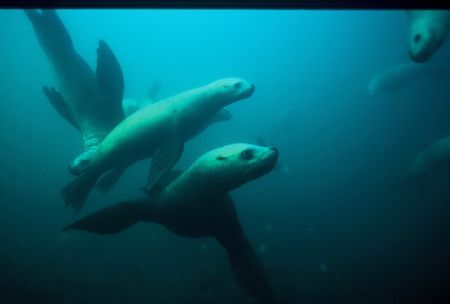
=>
[215,196,279,304]
[210,108,232,124]
[142,169,184,197]
[43,86,79,130]
[145,139,184,193]
[63,198,149,234]
[96,40,125,122]
[95,167,126,193]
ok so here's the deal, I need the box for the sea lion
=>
[367,62,450,96]
[407,10,450,63]
[24,9,124,175]
[64,143,280,304]
[62,78,255,213]
[392,136,450,192]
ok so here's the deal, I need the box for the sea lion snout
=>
[258,146,279,172]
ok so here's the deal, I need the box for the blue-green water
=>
[1,9,450,304]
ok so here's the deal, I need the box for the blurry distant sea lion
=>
[273,109,296,142]
[391,136,450,192]
[122,80,161,117]
[24,9,124,175]
[62,78,255,213]
[64,143,281,304]
[407,10,450,63]
[367,62,450,96]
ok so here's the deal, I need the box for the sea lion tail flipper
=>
[145,139,184,193]
[24,9,73,55]
[61,173,97,213]
[96,40,125,121]
[63,198,149,234]
[42,86,79,130]
[23,9,40,25]
[95,167,126,193]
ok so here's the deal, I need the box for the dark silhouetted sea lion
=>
[64,143,280,304]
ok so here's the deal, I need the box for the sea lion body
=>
[367,62,450,96]
[392,136,450,192]
[62,78,255,212]
[409,136,450,185]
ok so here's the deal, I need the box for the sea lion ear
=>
[217,155,227,160]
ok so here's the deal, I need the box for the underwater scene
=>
[1,8,450,304]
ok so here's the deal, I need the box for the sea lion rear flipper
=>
[63,198,149,234]
[24,9,74,56]
[96,40,125,122]
[145,139,184,193]
[43,86,79,130]
[61,173,98,214]
[95,167,126,193]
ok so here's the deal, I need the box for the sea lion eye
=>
[233,82,242,89]
[414,34,421,43]
[217,155,226,160]
[240,149,254,160]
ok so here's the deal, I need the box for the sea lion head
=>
[68,149,98,176]
[192,143,278,192]
[208,78,256,103]
[409,22,444,63]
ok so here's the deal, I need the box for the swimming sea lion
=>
[62,78,255,213]
[392,136,450,192]
[408,10,450,63]
[24,9,124,175]
[64,143,280,304]
[367,62,450,96]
